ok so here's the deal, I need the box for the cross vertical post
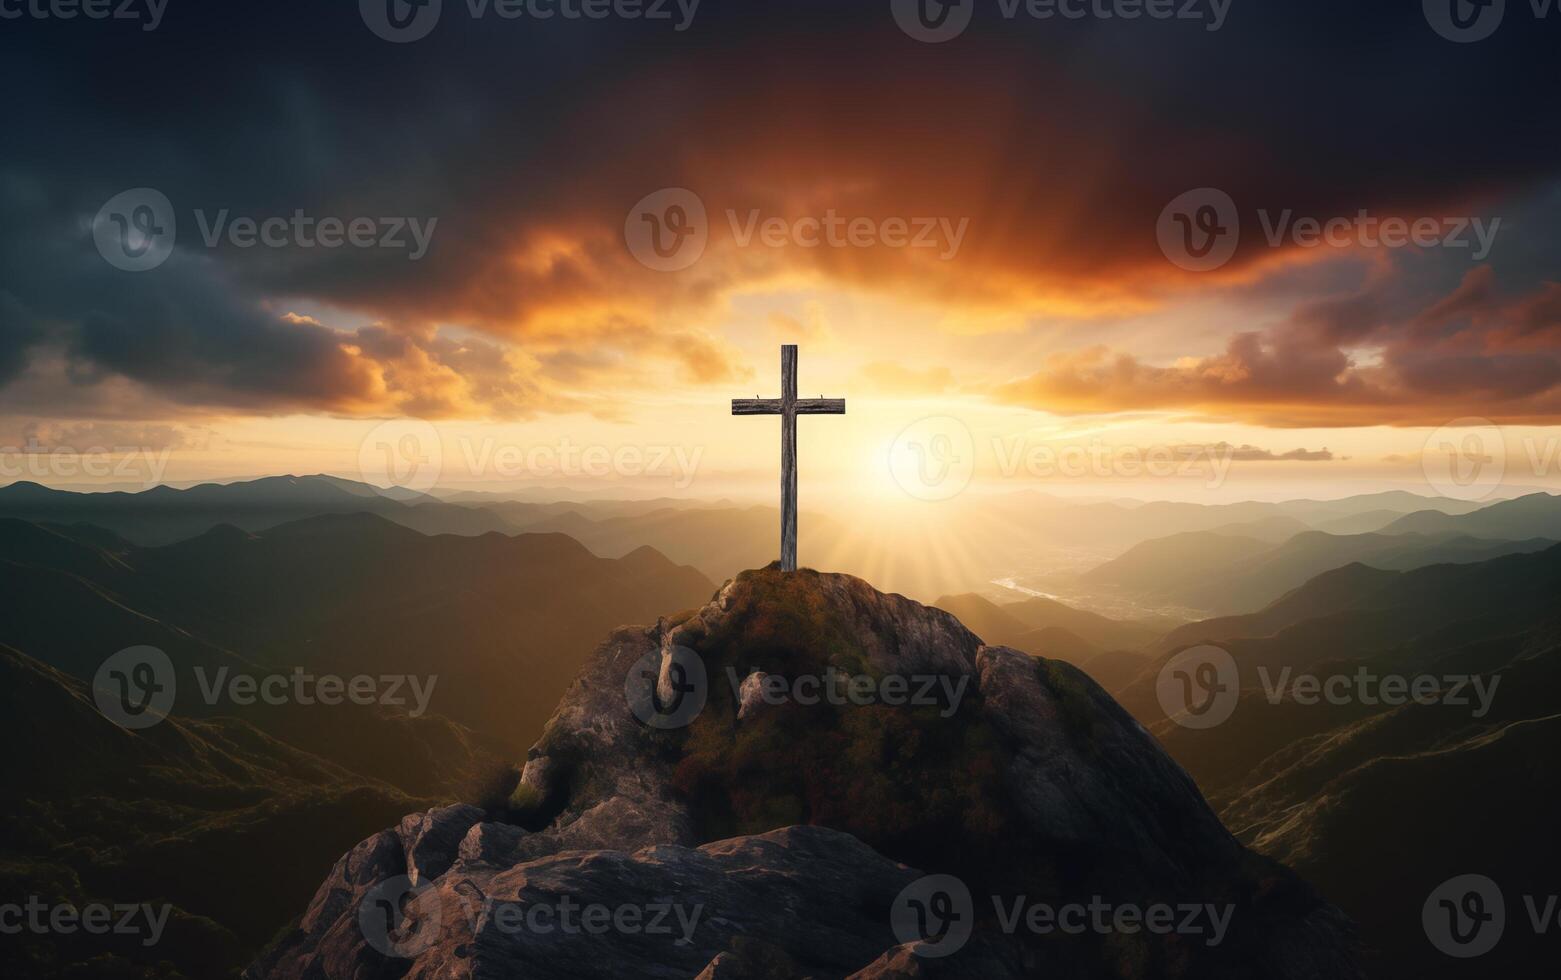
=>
[780,344,798,571]
[731,344,845,572]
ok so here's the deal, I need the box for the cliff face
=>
[252,567,1361,979]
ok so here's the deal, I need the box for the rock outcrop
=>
[252,567,1362,979]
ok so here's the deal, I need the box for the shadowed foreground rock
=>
[251,567,1362,979]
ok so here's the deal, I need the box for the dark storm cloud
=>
[2,0,1559,418]
[0,291,45,385]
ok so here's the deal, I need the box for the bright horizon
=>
[5,379,1560,508]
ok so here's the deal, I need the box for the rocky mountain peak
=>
[252,567,1361,979]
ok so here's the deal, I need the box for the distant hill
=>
[1212,515,1313,540]
[1310,508,1411,535]
[457,495,733,522]
[864,489,1492,603]
[934,593,1159,690]
[513,504,850,588]
[0,475,517,544]
[935,592,1160,650]
[0,511,716,751]
[1153,543,1561,658]
[1219,645,1561,980]
[1000,593,1165,649]
[1081,531,1278,596]
[932,593,1033,647]
[1116,544,1561,797]
[1107,544,1561,978]
[1381,491,1561,539]
[0,511,718,978]
[0,643,427,978]
[0,521,510,799]
[1084,527,1555,616]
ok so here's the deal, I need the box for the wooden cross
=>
[732,345,845,572]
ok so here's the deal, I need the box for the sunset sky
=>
[4,2,1561,503]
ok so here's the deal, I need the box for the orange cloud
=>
[994,269,1561,427]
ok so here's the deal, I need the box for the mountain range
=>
[1380,490,1561,538]
[3,477,1520,605]
[0,511,713,750]
[932,592,1165,691]
[1112,543,1561,978]
[0,475,516,544]
[7,476,1560,977]
[0,508,716,977]
[0,642,425,978]
[1084,527,1556,617]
